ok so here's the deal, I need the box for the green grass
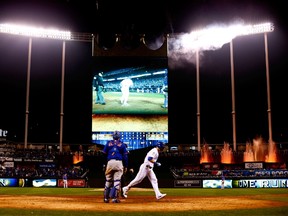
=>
[0,188,288,216]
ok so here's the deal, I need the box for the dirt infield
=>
[0,189,287,212]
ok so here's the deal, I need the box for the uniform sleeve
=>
[146,148,157,161]
[102,141,110,154]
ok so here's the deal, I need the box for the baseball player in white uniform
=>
[120,78,133,106]
[122,142,167,200]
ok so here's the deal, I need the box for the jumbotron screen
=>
[91,56,168,150]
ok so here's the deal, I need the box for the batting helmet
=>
[112,131,121,140]
[156,142,165,150]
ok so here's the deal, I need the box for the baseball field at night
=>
[0,187,288,216]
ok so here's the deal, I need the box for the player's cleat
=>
[157,193,167,200]
[112,198,120,203]
[122,186,129,198]
[104,198,109,203]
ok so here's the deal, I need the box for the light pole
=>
[24,37,32,149]
[170,22,274,151]
[229,23,274,151]
[230,40,237,151]
[59,41,66,152]
[196,49,201,151]
[0,24,72,150]
[264,32,273,142]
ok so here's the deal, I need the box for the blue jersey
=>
[102,140,128,167]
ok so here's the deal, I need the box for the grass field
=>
[92,92,167,114]
[0,187,288,216]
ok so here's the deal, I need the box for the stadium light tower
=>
[229,22,274,150]
[0,23,72,151]
[177,22,274,151]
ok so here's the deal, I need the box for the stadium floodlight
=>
[0,23,71,40]
[0,23,72,151]
[179,22,274,52]
[242,22,274,35]
[174,21,274,152]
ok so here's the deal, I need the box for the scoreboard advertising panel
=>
[0,178,86,187]
[202,179,288,189]
[232,179,288,188]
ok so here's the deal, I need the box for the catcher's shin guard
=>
[104,187,111,203]
[109,186,121,203]
[109,186,118,199]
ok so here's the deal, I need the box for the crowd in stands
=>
[170,167,288,179]
[0,165,87,179]
[1,142,288,180]
[0,144,88,179]
[104,76,164,93]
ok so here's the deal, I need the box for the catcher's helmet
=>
[156,142,165,150]
[113,131,121,140]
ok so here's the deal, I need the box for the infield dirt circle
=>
[0,188,287,212]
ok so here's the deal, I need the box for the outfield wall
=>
[0,178,87,187]
[1,177,288,189]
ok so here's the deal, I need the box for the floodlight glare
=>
[0,23,71,40]
[242,22,274,35]
[179,22,274,52]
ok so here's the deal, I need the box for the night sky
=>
[0,0,287,145]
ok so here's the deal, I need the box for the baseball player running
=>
[120,78,133,106]
[122,142,167,200]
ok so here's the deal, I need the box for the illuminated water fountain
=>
[200,142,234,164]
[200,137,279,164]
[221,142,234,164]
[243,141,254,162]
[200,143,213,163]
[265,140,278,162]
[243,137,279,163]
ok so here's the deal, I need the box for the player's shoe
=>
[112,198,120,203]
[157,193,167,200]
[122,186,129,198]
[104,198,109,203]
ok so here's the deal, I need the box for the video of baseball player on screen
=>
[92,57,168,115]
[91,57,168,149]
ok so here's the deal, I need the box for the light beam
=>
[0,23,71,40]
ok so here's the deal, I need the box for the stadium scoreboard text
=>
[174,180,201,188]
[235,179,288,188]
[173,179,288,188]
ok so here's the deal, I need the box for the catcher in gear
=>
[122,142,167,200]
[102,131,128,203]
